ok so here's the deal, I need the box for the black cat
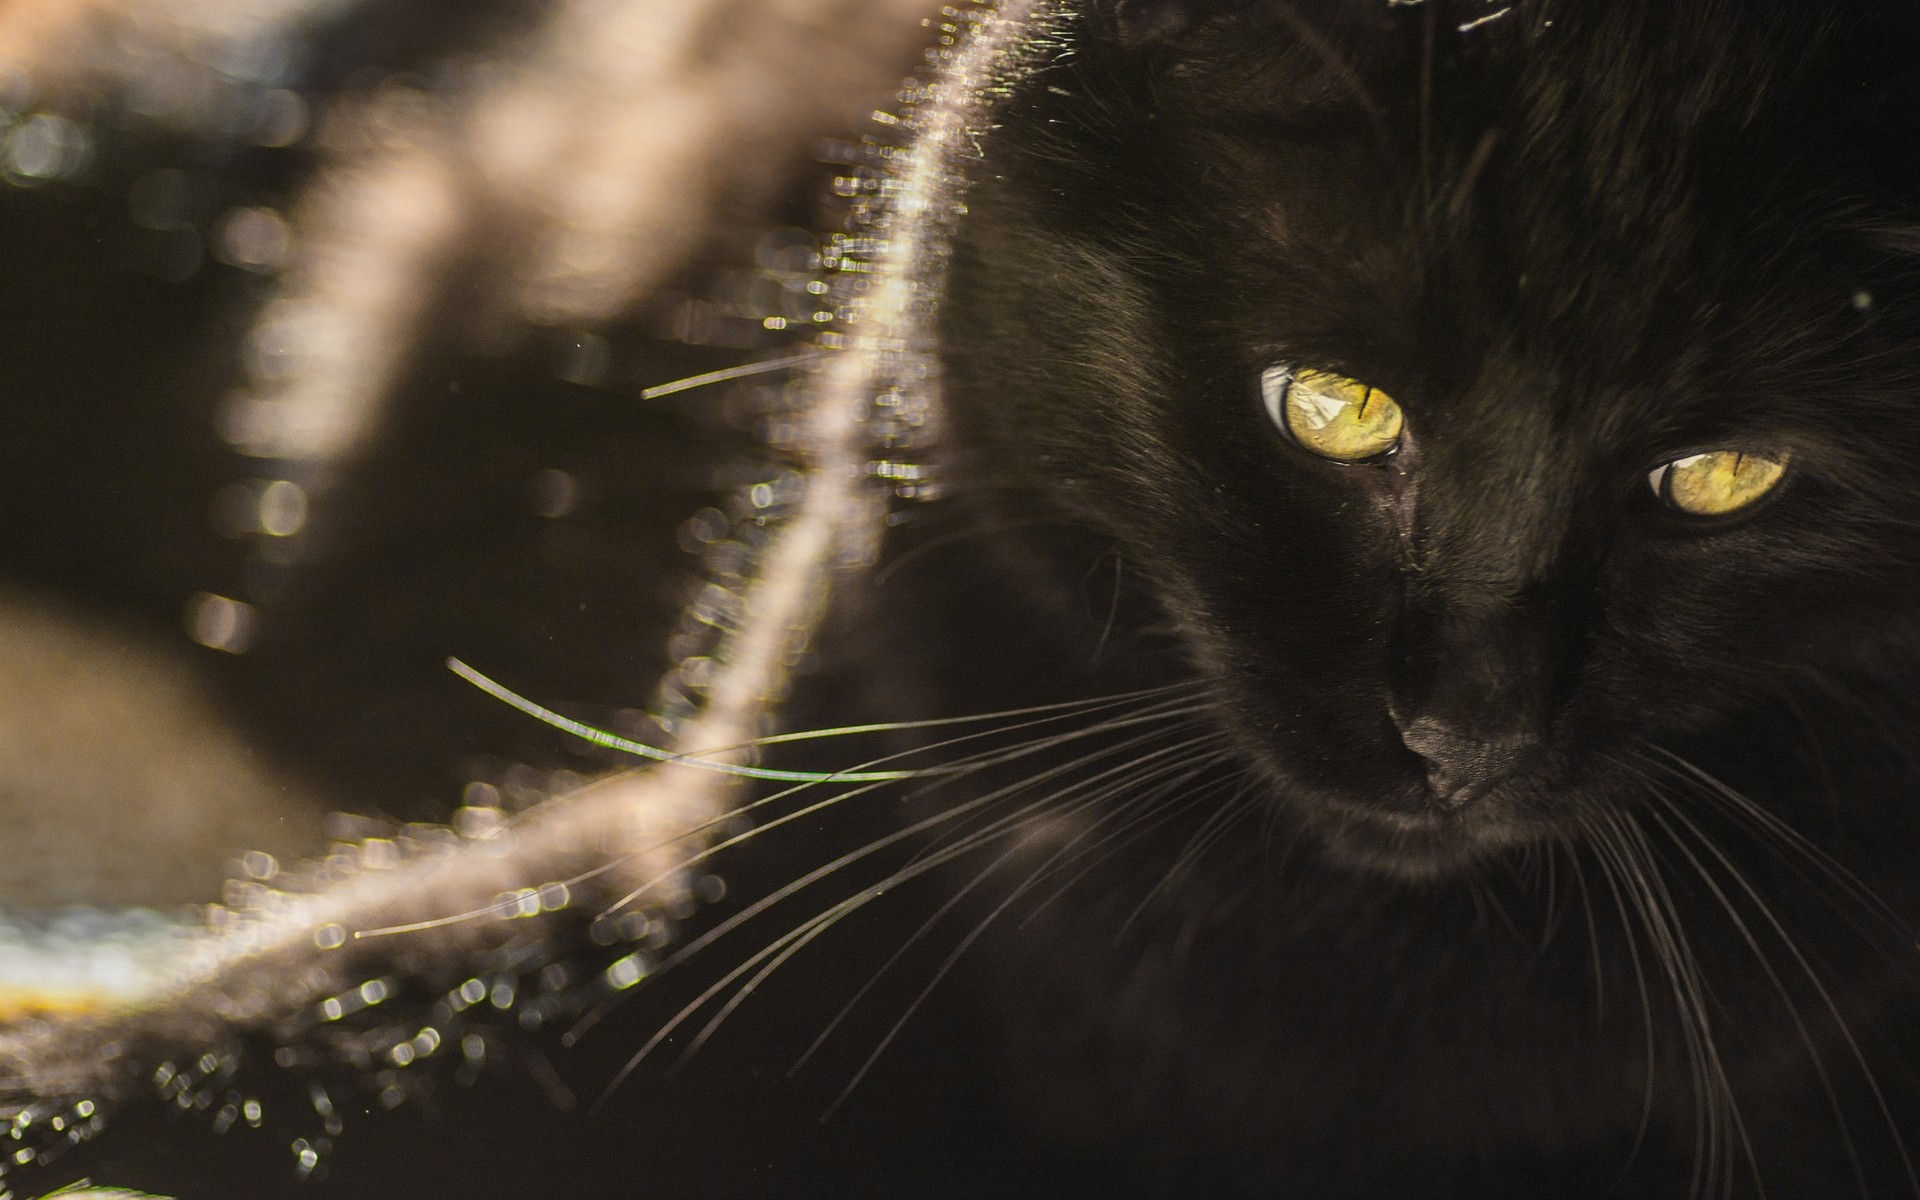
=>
[844,0,1920,1194]
[12,1,1920,1196]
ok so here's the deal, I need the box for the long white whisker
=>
[816,745,1239,1121]
[1610,806,1761,1197]
[592,724,1199,1094]
[626,715,1212,1011]
[898,706,1213,864]
[1587,808,1748,1197]
[682,726,1229,1073]
[1578,812,1662,1191]
[1647,747,1908,940]
[1635,796,1871,1197]
[1632,771,1917,1196]
[587,695,1218,923]
[638,351,823,400]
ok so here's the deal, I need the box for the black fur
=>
[861,0,1920,1193]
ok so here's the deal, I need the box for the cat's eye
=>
[1262,366,1404,463]
[1648,450,1790,516]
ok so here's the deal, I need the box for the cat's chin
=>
[1299,787,1539,882]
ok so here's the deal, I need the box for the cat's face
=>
[942,0,1920,878]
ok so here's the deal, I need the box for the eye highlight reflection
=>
[1649,449,1790,516]
[1262,366,1404,462]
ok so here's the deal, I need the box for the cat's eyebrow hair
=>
[1456,7,1515,34]
[1265,1,1391,142]
[1446,127,1501,224]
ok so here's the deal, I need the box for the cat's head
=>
[939,0,1920,878]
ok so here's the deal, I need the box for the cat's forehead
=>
[1160,2,1920,434]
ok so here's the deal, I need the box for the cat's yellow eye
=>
[1649,450,1790,516]
[1262,366,1404,462]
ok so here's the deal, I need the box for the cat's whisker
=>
[908,716,1221,869]
[449,658,911,785]
[1643,746,1908,940]
[788,830,1044,1080]
[1521,837,1574,957]
[1563,834,1609,1021]
[347,767,778,941]
[604,757,1138,1090]
[607,715,1213,1033]
[827,727,1232,950]
[362,680,1148,938]
[1461,867,1488,935]
[955,736,1238,913]
[817,749,1244,1120]
[658,724,1234,1095]
[670,889,901,1076]
[734,679,1207,754]
[1582,814,1704,1190]
[1086,548,1127,664]
[773,775,1177,1079]
[870,513,1070,586]
[594,886,874,1109]
[1478,865,1530,944]
[1182,768,1282,900]
[1632,781,1918,1197]
[1268,2,1390,141]
[760,741,1217,1077]
[1454,850,1530,948]
[1637,749,1916,973]
[636,351,823,401]
[453,656,1193,787]
[1619,808,1761,1199]
[819,868,1033,1120]
[895,708,1219,867]
[585,695,1216,923]
[1634,796,1878,1198]
[1112,779,1260,941]
[622,727,1193,1077]
[1012,750,1242,936]
[1577,811,1664,1192]
[1129,773,1260,902]
[357,765,940,943]
[690,727,1230,1063]
[1587,806,1754,1199]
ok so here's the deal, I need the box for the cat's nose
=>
[1397,717,1541,811]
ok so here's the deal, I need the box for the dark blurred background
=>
[0,2,976,1194]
